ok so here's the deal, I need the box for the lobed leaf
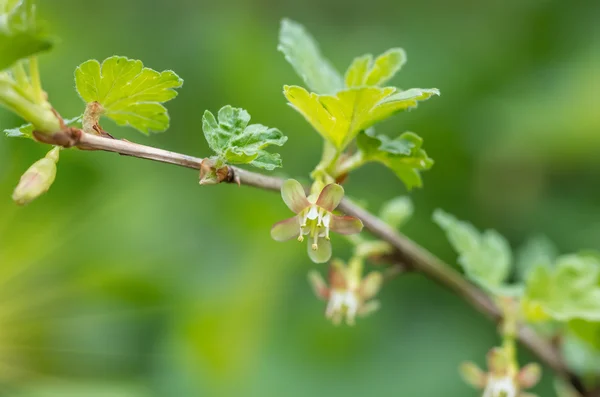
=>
[278,19,343,95]
[524,254,600,322]
[433,209,520,296]
[0,0,52,70]
[356,131,433,189]
[202,105,287,170]
[345,48,406,88]
[284,84,438,152]
[379,196,413,229]
[75,56,183,134]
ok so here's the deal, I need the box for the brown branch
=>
[41,130,587,396]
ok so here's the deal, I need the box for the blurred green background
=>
[1,0,599,396]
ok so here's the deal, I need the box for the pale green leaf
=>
[433,209,518,296]
[278,18,343,95]
[0,0,52,70]
[202,105,287,170]
[4,115,81,139]
[284,85,438,151]
[345,48,406,88]
[516,235,558,281]
[74,56,183,134]
[356,131,433,189]
[379,196,413,229]
[524,254,600,321]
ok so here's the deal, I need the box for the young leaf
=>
[202,105,287,170]
[379,196,413,229]
[524,254,600,321]
[433,209,521,296]
[74,56,183,134]
[278,19,343,95]
[516,235,558,281]
[0,0,52,70]
[4,115,81,139]
[345,48,406,88]
[284,85,438,152]
[356,131,433,189]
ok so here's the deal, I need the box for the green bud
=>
[12,147,60,205]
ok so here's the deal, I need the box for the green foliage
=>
[516,235,558,281]
[202,105,287,170]
[524,254,600,322]
[0,0,52,70]
[433,209,522,296]
[379,196,413,229]
[278,19,343,95]
[357,131,433,189]
[285,85,438,152]
[345,48,406,88]
[4,115,81,139]
[75,56,183,134]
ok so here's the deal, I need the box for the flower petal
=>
[487,348,509,375]
[517,363,541,389]
[308,238,332,263]
[360,272,383,300]
[330,215,364,235]
[328,259,348,289]
[281,179,309,213]
[271,216,301,241]
[316,183,344,211]
[308,270,330,300]
[459,362,487,389]
[358,299,380,317]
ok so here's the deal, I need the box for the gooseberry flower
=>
[271,179,363,263]
[460,347,541,397]
[12,147,60,206]
[308,258,383,325]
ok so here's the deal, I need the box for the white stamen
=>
[483,376,517,397]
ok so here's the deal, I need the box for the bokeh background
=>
[1,0,599,396]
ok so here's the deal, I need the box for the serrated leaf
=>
[433,209,519,296]
[0,0,52,70]
[202,105,287,170]
[4,115,81,139]
[524,254,600,322]
[356,131,433,189]
[284,85,438,152]
[345,48,406,88]
[74,56,183,134]
[278,19,343,95]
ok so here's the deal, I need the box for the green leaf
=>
[356,131,433,189]
[345,48,406,88]
[4,115,81,139]
[284,85,438,152]
[74,56,183,134]
[0,0,52,70]
[569,320,600,352]
[516,235,558,281]
[278,19,343,95]
[524,254,600,322]
[433,209,518,296]
[202,105,287,170]
[379,196,413,229]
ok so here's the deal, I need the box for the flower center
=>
[326,289,360,325]
[483,376,517,397]
[297,204,331,249]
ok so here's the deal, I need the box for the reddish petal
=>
[308,238,332,263]
[328,259,348,289]
[316,183,344,211]
[271,216,301,241]
[487,348,509,375]
[517,363,541,389]
[281,179,309,213]
[330,215,364,235]
[308,270,330,300]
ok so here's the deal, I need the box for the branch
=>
[39,130,587,396]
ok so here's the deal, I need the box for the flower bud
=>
[12,147,59,206]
